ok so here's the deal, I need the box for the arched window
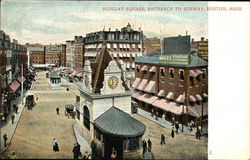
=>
[83,106,90,130]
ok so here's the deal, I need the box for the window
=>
[128,137,139,150]
[179,70,184,81]
[143,70,147,74]
[76,109,80,120]
[119,34,123,40]
[83,106,90,130]
[169,69,174,79]
[160,68,165,77]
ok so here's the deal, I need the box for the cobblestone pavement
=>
[3,71,79,159]
[132,114,208,159]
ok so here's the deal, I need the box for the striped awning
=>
[166,92,174,100]
[189,70,196,77]
[188,103,208,118]
[126,63,130,68]
[144,81,155,93]
[131,63,135,68]
[152,98,187,115]
[140,94,158,104]
[149,66,156,72]
[140,65,147,71]
[137,79,148,90]
[157,90,165,97]
[131,78,141,89]
[176,95,185,103]
[113,44,117,49]
[9,80,20,93]
[196,70,203,75]
[70,71,78,77]
[132,91,144,99]
[107,43,111,49]
[17,76,26,83]
[77,72,83,77]
[189,95,196,102]
[196,94,202,101]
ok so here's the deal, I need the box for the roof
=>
[94,106,146,138]
[50,72,60,78]
[135,53,208,68]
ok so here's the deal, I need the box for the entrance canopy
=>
[94,106,146,138]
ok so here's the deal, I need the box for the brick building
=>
[26,44,45,66]
[73,36,85,71]
[60,44,66,67]
[45,44,62,66]
[66,40,74,68]
[132,35,208,132]
[191,37,208,61]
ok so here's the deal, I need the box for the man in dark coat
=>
[72,144,78,159]
[147,138,152,152]
[175,122,180,134]
[142,140,147,154]
[4,112,8,123]
[3,134,8,147]
[161,134,165,145]
[11,114,15,124]
[56,107,60,115]
[171,126,175,138]
[52,138,59,152]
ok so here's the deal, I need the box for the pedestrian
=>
[171,126,175,138]
[3,134,8,147]
[56,107,60,115]
[76,143,81,157]
[142,140,147,154]
[72,144,78,159]
[11,114,15,124]
[175,121,180,134]
[52,138,59,152]
[196,129,201,140]
[161,134,165,145]
[4,112,8,123]
[110,148,117,160]
[83,151,90,160]
[14,104,18,114]
[147,138,152,152]
[13,104,17,113]
[36,96,38,101]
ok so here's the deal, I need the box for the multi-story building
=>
[66,40,74,68]
[73,36,85,71]
[45,44,62,66]
[191,37,208,61]
[60,44,66,67]
[132,35,208,134]
[26,43,45,67]
[143,37,161,56]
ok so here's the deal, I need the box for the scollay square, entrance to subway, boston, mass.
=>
[0,1,209,159]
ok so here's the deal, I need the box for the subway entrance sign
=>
[159,54,189,65]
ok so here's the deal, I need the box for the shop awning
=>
[166,92,174,100]
[196,94,202,101]
[140,94,158,104]
[196,70,203,76]
[144,81,155,93]
[157,90,165,97]
[70,71,78,77]
[77,72,83,77]
[203,93,208,98]
[17,76,26,83]
[149,66,156,72]
[131,78,141,89]
[131,63,135,68]
[189,95,196,102]
[132,91,144,100]
[140,65,147,71]
[107,43,111,49]
[176,95,185,103]
[188,103,208,118]
[9,80,20,93]
[152,98,187,115]
[113,44,117,49]
[137,79,148,90]
[189,70,196,77]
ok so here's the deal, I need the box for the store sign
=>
[159,54,189,65]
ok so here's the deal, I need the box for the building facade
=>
[73,36,85,71]
[45,44,62,66]
[132,35,208,133]
[60,44,66,67]
[66,40,74,68]
[191,37,208,61]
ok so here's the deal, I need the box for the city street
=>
[3,71,79,159]
[132,114,208,159]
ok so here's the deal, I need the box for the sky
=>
[0,1,208,45]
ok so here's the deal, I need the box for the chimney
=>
[109,27,111,31]
[186,30,188,36]
[192,38,194,42]
[201,37,205,41]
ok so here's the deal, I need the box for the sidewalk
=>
[0,82,34,154]
[137,108,208,136]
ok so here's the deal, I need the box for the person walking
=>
[4,112,8,123]
[147,138,152,152]
[111,148,117,160]
[175,121,180,134]
[196,128,201,140]
[161,134,165,145]
[72,144,78,159]
[3,134,8,147]
[13,104,18,114]
[11,114,15,124]
[171,126,175,138]
[56,107,60,115]
[142,140,147,154]
[52,138,59,152]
